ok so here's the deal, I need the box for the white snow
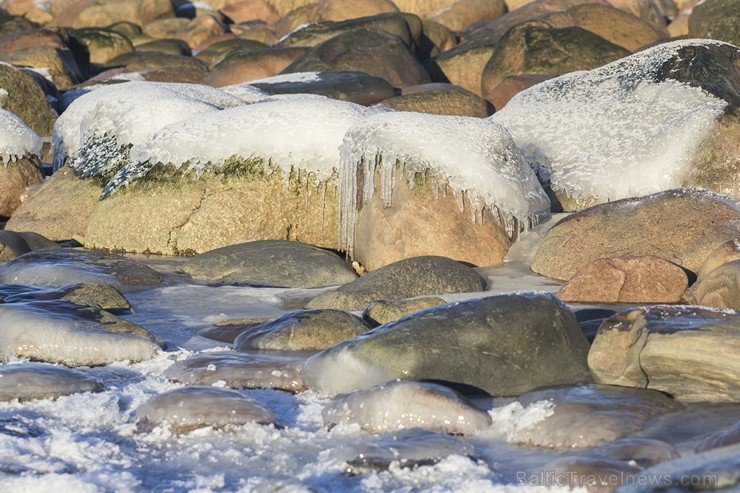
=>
[0,109,42,162]
[52,81,246,175]
[339,112,551,257]
[247,72,324,85]
[102,95,379,197]
[491,39,731,203]
[218,83,269,103]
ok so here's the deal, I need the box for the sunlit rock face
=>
[135,386,277,434]
[323,380,492,435]
[492,40,739,210]
[0,363,103,402]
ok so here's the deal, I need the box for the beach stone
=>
[306,256,486,311]
[4,167,101,241]
[234,309,369,351]
[668,11,689,38]
[531,189,740,281]
[267,0,318,17]
[362,296,447,326]
[72,0,174,29]
[164,351,306,392]
[420,20,457,58]
[424,36,499,96]
[136,38,192,56]
[391,0,460,18]
[323,380,492,435]
[690,260,740,310]
[0,62,55,136]
[316,0,399,22]
[0,45,83,91]
[142,18,188,40]
[182,240,357,288]
[198,317,276,344]
[176,13,229,50]
[480,23,630,100]
[486,74,551,111]
[0,283,130,312]
[0,300,160,366]
[556,256,689,304]
[0,230,57,263]
[539,457,642,493]
[0,156,44,220]
[588,305,740,402]
[274,4,322,39]
[379,84,492,117]
[688,0,740,46]
[282,28,431,89]
[428,0,507,33]
[303,293,592,396]
[105,51,209,75]
[249,71,396,106]
[697,240,740,280]
[0,248,164,289]
[230,22,278,45]
[509,385,681,448]
[72,27,134,65]
[135,387,276,434]
[220,0,281,24]
[195,38,266,67]
[0,28,66,53]
[205,46,309,86]
[696,422,740,452]
[686,110,740,202]
[0,363,103,402]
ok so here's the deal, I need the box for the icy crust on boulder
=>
[102,95,380,198]
[339,112,551,256]
[52,81,246,177]
[218,83,270,103]
[0,109,42,163]
[491,39,730,203]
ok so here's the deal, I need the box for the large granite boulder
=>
[205,47,309,86]
[303,293,592,396]
[306,255,487,311]
[689,259,740,310]
[531,189,740,280]
[0,62,56,136]
[338,111,550,271]
[72,27,135,65]
[492,40,740,209]
[588,306,740,402]
[428,0,507,32]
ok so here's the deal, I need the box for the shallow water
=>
[0,223,737,492]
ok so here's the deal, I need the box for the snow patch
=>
[0,109,42,162]
[247,72,324,85]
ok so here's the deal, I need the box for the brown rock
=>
[142,18,188,40]
[420,19,457,57]
[557,256,689,304]
[391,0,459,18]
[72,0,174,29]
[486,74,550,110]
[274,3,321,38]
[0,62,56,136]
[5,166,102,241]
[230,22,278,45]
[606,0,672,33]
[531,189,740,281]
[316,0,399,22]
[176,14,229,50]
[282,28,431,88]
[105,51,209,76]
[195,37,267,67]
[379,84,492,117]
[0,157,44,220]
[72,27,135,65]
[266,0,318,17]
[424,37,499,96]
[588,305,740,402]
[363,296,447,326]
[0,45,84,90]
[0,29,66,53]
[685,112,740,202]
[428,0,507,32]
[205,46,308,86]
[688,0,740,46]
[668,11,690,38]
[220,0,281,24]
[691,259,740,310]
[698,239,740,280]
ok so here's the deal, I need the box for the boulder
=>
[72,27,134,64]
[379,84,492,117]
[690,259,740,310]
[220,0,281,24]
[105,51,209,76]
[688,0,740,46]
[362,296,447,326]
[0,45,85,91]
[267,0,319,17]
[0,62,56,136]
[199,317,277,344]
[205,47,309,86]
[72,0,174,29]
[531,189,740,281]
[234,309,369,351]
[315,0,399,22]
[391,0,460,18]
[556,256,689,304]
[428,0,507,33]
[337,112,550,271]
[491,40,740,208]
[182,240,357,288]
[175,13,229,50]
[697,239,740,279]
[0,282,130,312]
[588,305,740,402]
[303,293,592,396]
[486,74,551,111]
[142,18,189,40]
[423,36,499,96]
[0,156,44,220]
[306,256,487,311]
[0,363,103,402]
[135,387,276,434]
[0,230,57,263]
[135,38,192,56]
[480,23,630,99]
[195,38,266,67]
[281,28,431,88]
[323,380,492,435]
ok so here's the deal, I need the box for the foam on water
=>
[491,39,731,203]
[0,109,42,163]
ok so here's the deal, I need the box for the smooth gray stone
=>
[0,363,103,402]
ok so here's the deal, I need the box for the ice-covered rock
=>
[0,363,103,402]
[52,81,245,178]
[492,39,738,209]
[339,111,550,269]
[135,386,277,434]
[0,231,57,264]
[0,109,44,219]
[323,380,492,435]
[0,109,42,163]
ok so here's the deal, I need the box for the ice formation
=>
[0,109,42,163]
[491,39,731,203]
[52,81,246,176]
[217,82,269,103]
[102,95,380,198]
[339,112,551,257]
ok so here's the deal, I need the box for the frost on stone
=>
[338,112,551,258]
[101,95,380,198]
[52,81,246,179]
[491,39,731,204]
[218,83,269,103]
[0,109,42,163]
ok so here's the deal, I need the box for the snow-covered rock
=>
[0,108,42,163]
[0,109,44,218]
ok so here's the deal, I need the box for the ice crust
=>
[339,112,551,257]
[102,95,379,197]
[491,39,731,203]
[0,109,42,163]
[52,82,246,176]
